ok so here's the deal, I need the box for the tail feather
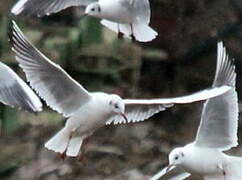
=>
[213,41,236,87]
[66,137,83,157]
[101,19,131,37]
[44,128,70,154]
[101,19,157,42]
[133,23,157,42]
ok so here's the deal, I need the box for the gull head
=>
[109,94,127,122]
[85,3,101,17]
[168,147,185,168]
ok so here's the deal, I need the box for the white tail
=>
[45,128,70,154]
[101,19,157,42]
[132,23,157,42]
[66,137,83,157]
[101,19,131,37]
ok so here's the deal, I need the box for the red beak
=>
[166,164,175,172]
[120,113,128,123]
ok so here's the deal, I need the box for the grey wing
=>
[194,42,238,151]
[10,21,91,117]
[0,62,42,112]
[133,0,151,24]
[150,166,191,180]
[106,103,173,125]
[106,85,231,125]
[11,0,95,17]
[106,42,233,125]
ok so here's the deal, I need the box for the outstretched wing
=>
[11,0,95,17]
[10,21,91,117]
[150,166,191,180]
[106,85,231,125]
[195,42,238,151]
[106,42,234,125]
[0,61,42,112]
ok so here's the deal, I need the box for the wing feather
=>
[10,21,91,117]
[11,0,94,17]
[194,42,238,151]
[150,166,191,180]
[0,61,42,112]
[106,42,233,125]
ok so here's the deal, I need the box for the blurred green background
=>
[1,0,242,179]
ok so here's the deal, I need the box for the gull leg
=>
[117,24,124,39]
[59,130,75,160]
[130,24,135,42]
[77,137,90,162]
[217,165,226,180]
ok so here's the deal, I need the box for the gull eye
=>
[91,8,95,11]
[174,155,179,160]
[114,104,119,109]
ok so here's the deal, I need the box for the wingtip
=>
[213,41,236,87]
[11,0,27,16]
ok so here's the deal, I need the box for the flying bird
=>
[150,42,242,180]
[0,61,42,112]
[10,21,233,158]
[11,0,157,42]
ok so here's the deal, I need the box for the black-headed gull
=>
[10,21,233,158]
[0,61,42,112]
[11,0,157,42]
[150,42,241,180]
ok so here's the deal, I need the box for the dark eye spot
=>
[114,104,119,109]
[91,8,95,11]
[175,155,179,160]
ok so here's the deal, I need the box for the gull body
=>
[86,1,133,24]
[45,92,125,156]
[10,21,233,158]
[173,144,225,176]
[150,42,242,180]
[11,0,157,42]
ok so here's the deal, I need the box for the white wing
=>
[194,42,238,151]
[11,0,95,17]
[0,61,42,112]
[106,86,231,125]
[106,42,233,125]
[10,21,91,117]
[150,166,191,180]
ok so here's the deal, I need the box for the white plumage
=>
[0,61,42,112]
[10,21,233,158]
[150,42,242,180]
[11,0,157,42]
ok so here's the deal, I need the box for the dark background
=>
[0,0,242,179]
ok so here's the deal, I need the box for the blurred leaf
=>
[2,107,19,133]
[0,161,19,177]
[83,17,102,44]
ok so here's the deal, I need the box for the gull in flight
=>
[0,61,42,112]
[11,0,157,42]
[10,21,233,159]
[150,42,241,180]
